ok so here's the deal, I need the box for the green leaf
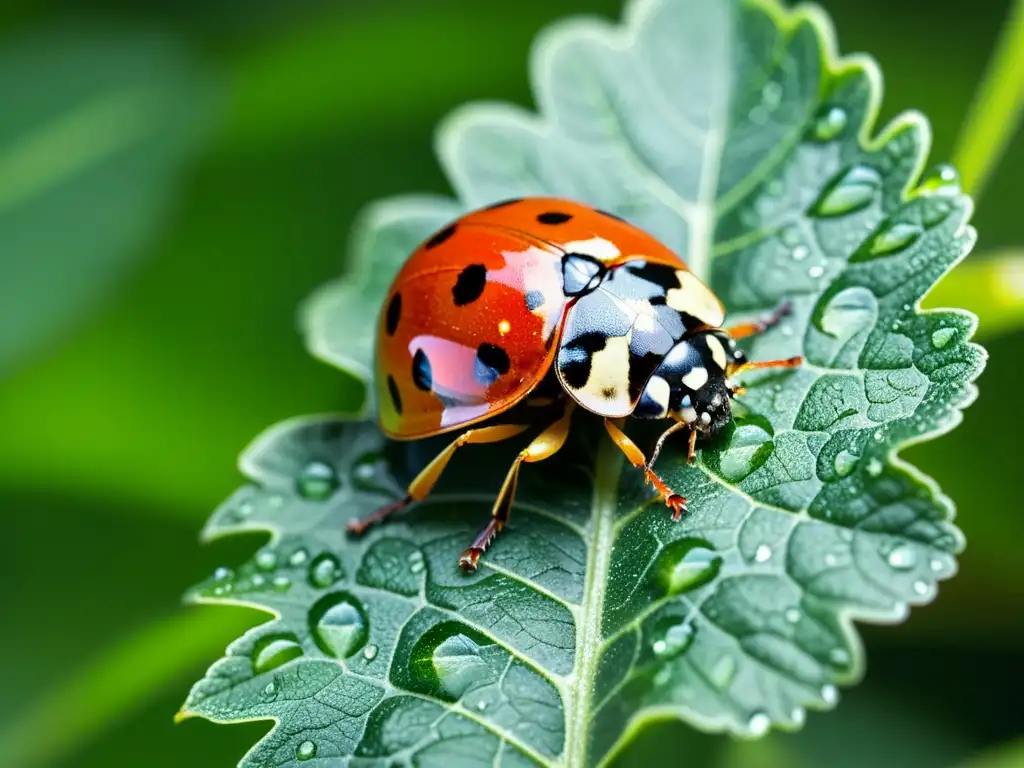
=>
[0,22,217,374]
[184,0,985,765]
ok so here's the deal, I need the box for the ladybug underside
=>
[351,198,800,570]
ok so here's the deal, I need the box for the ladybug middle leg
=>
[346,423,529,536]
[458,403,575,571]
[724,300,793,340]
[604,418,688,521]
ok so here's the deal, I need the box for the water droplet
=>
[810,105,847,141]
[408,550,425,575]
[866,458,883,476]
[912,580,930,596]
[834,450,858,477]
[754,544,772,563]
[311,593,368,658]
[238,501,254,517]
[255,550,277,571]
[861,222,923,259]
[262,680,277,699]
[289,548,309,567]
[885,543,917,571]
[931,327,955,349]
[791,706,806,726]
[251,574,266,588]
[873,430,883,441]
[808,265,825,279]
[792,245,809,261]
[363,644,379,662]
[213,567,233,582]
[930,557,944,572]
[309,554,342,588]
[829,647,850,666]
[717,421,774,482]
[297,460,340,500]
[253,636,303,674]
[785,608,801,624]
[272,575,291,591]
[296,740,317,761]
[919,163,960,195]
[656,539,722,595]
[710,655,737,689]
[477,700,488,712]
[821,684,839,705]
[762,81,783,108]
[651,617,696,660]
[654,667,672,686]
[780,225,801,247]
[811,165,881,217]
[747,711,771,736]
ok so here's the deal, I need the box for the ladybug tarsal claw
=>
[667,494,688,521]
[458,548,483,572]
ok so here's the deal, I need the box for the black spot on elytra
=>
[525,290,545,311]
[558,332,608,389]
[453,264,487,305]
[385,293,402,335]
[425,224,456,250]
[624,261,680,289]
[387,375,403,414]
[411,349,432,391]
[537,211,573,225]
[482,197,523,210]
[474,343,511,386]
[628,350,665,402]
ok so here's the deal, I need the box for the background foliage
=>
[0,0,1020,766]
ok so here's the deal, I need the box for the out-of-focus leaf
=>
[957,737,1024,768]
[924,250,1024,340]
[0,22,217,374]
[183,0,984,765]
[0,608,258,768]
[952,0,1024,199]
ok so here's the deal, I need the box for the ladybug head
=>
[635,331,745,439]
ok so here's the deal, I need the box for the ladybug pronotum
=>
[347,197,801,570]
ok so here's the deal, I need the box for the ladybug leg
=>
[345,423,529,536]
[647,419,693,470]
[603,419,688,521]
[732,356,803,375]
[459,405,575,572]
[725,300,793,340]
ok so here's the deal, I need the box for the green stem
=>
[0,608,258,767]
[952,0,1024,198]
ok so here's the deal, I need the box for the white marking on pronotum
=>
[700,412,711,426]
[665,271,725,326]
[642,375,671,418]
[705,334,728,370]
[681,366,709,391]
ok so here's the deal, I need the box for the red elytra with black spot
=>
[375,197,693,438]
[360,196,801,571]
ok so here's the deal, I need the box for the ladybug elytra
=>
[347,197,801,570]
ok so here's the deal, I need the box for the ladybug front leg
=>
[724,300,792,340]
[603,419,687,521]
[459,404,575,572]
[346,423,529,536]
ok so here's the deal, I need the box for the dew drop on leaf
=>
[792,245,809,261]
[252,636,303,674]
[309,554,342,588]
[651,617,696,660]
[238,501,254,517]
[866,458,883,476]
[884,543,917,571]
[810,164,881,217]
[809,105,847,141]
[655,539,722,595]
[919,163,960,195]
[808,265,825,279]
[255,550,277,571]
[272,575,291,591]
[863,222,922,259]
[289,548,309,567]
[747,711,771,736]
[785,608,801,624]
[296,740,317,761]
[754,544,772,563]
[363,644,379,662]
[930,557,945,573]
[931,327,955,349]
[791,707,806,726]
[913,580,931,597]
[408,550,425,574]
[710,655,737,689]
[310,593,369,658]
[834,450,858,477]
[213,567,232,582]
[430,632,491,699]
[297,460,340,500]
[829,647,850,666]
[822,684,839,705]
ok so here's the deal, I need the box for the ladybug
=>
[347,198,801,570]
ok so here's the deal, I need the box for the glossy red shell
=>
[374,197,699,439]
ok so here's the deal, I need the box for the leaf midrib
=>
[564,440,624,768]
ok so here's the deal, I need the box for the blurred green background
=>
[0,0,1021,766]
